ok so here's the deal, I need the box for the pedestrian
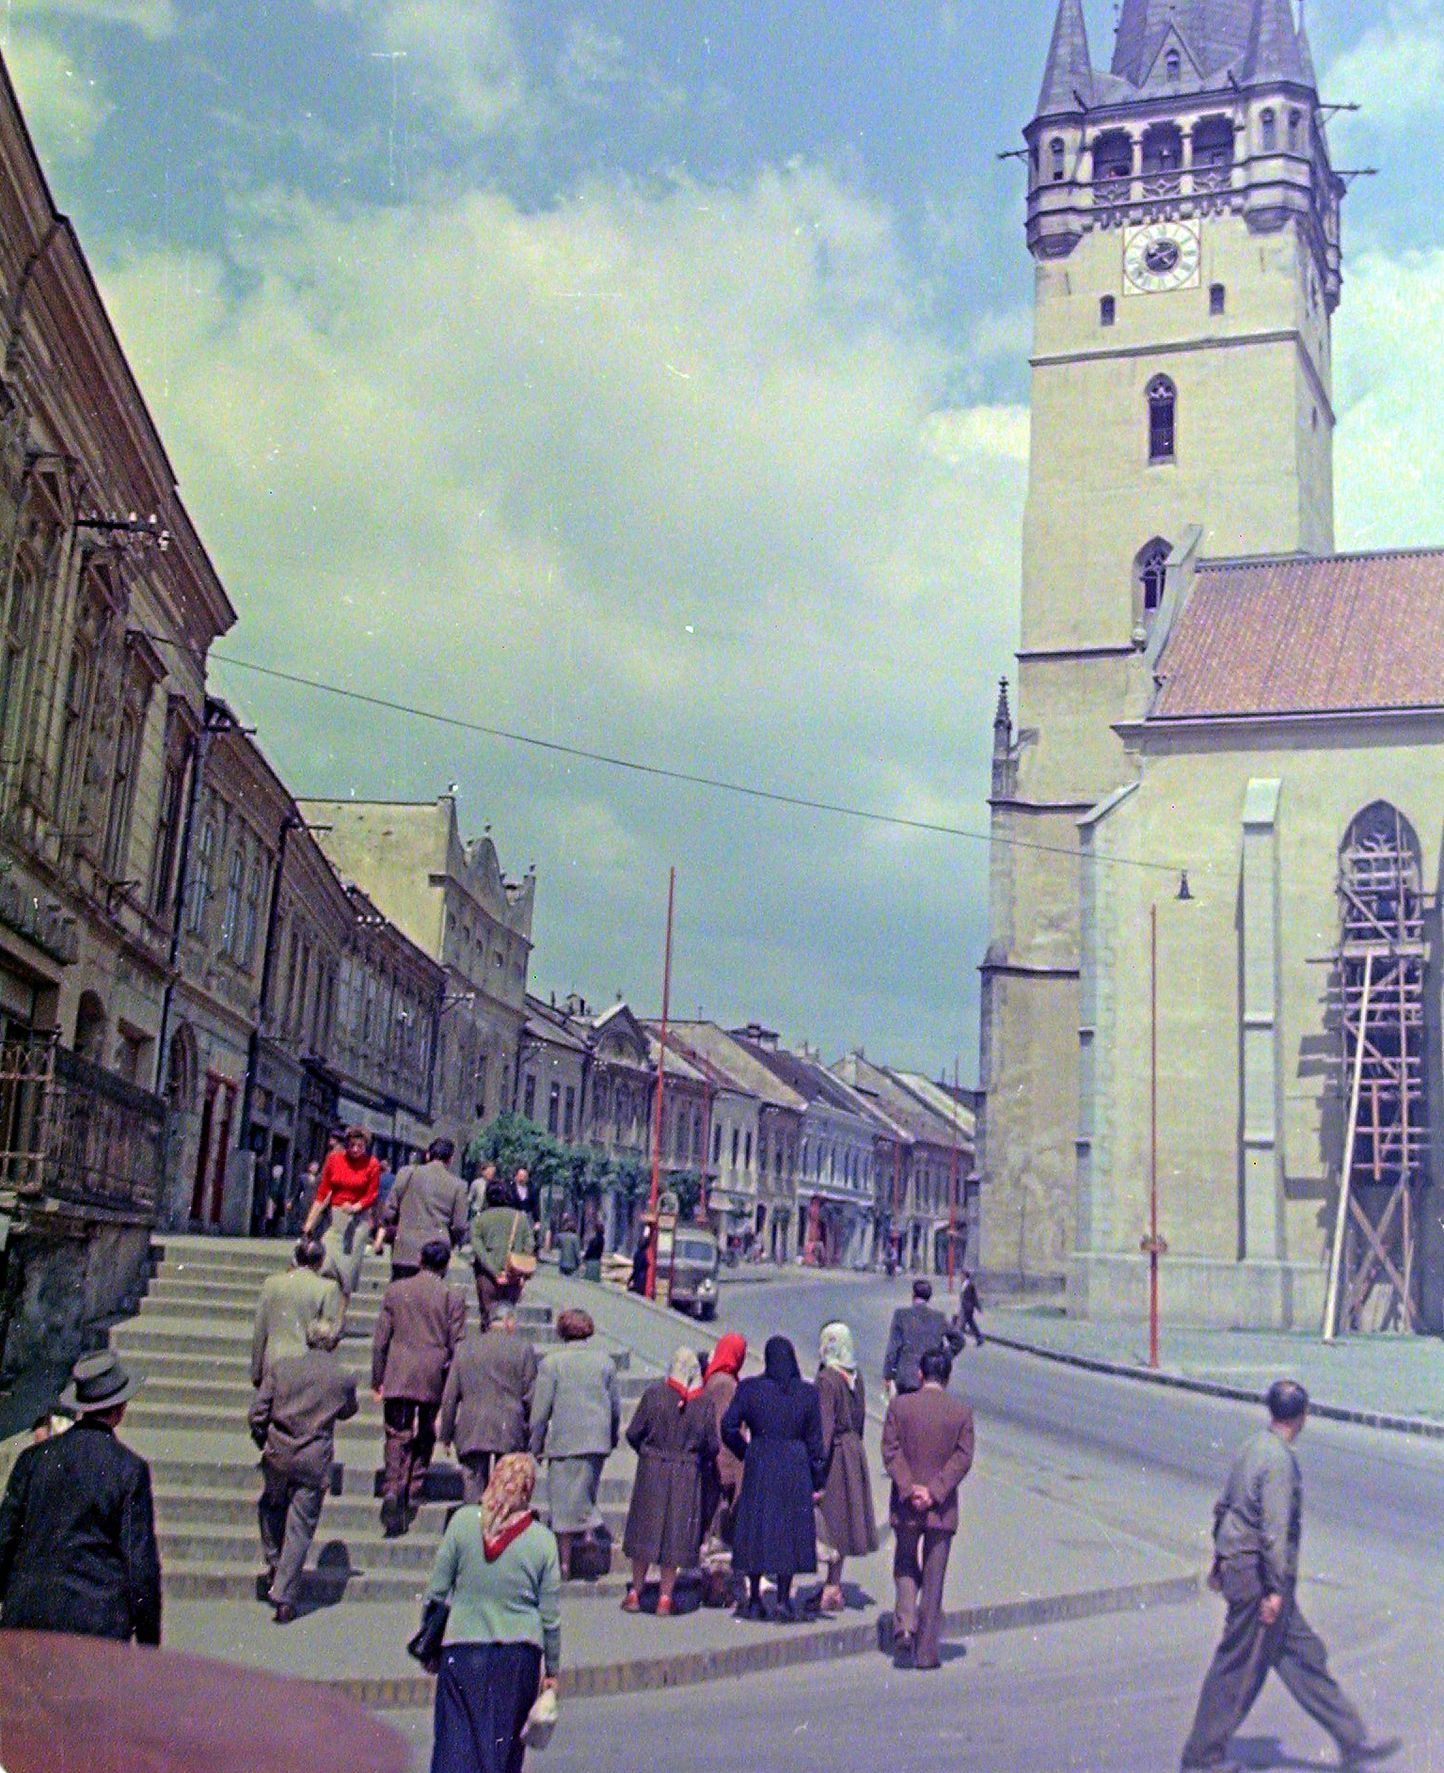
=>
[555,1215,581,1278]
[472,1175,537,1329]
[814,1321,877,1613]
[468,1161,499,1226]
[0,1352,161,1645]
[957,1269,984,1347]
[699,1333,747,1608]
[720,1336,826,1623]
[581,1223,605,1284]
[372,1238,467,1536]
[248,1319,358,1624]
[377,1137,469,1280]
[880,1345,974,1671]
[620,1349,718,1617]
[629,1226,654,1296]
[438,1308,540,1504]
[529,1309,620,1580]
[424,1452,561,1773]
[303,1125,381,1298]
[250,1236,343,1385]
[1180,1380,1399,1773]
[513,1167,537,1224]
[882,1278,961,1397]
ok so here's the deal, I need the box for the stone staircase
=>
[108,1237,644,1608]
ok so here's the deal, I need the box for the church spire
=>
[1037,0,1094,116]
[1243,0,1309,85]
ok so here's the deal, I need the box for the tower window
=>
[1093,131,1132,185]
[1050,137,1066,182]
[1100,295,1116,327]
[1261,109,1277,152]
[1209,283,1226,316]
[1287,109,1302,151]
[1165,49,1181,82]
[1147,375,1177,463]
[1193,116,1235,172]
[1136,538,1172,619]
[1141,123,1183,176]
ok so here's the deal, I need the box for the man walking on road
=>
[0,1352,162,1645]
[880,1346,974,1671]
[1180,1380,1399,1773]
[372,1238,466,1536]
[375,1136,468,1280]
[249,1319,358,1623]
[883,1278,960,1396]
[437,1307,539,1502]
[957,1270,984,1347]
[250,1237,343,1385]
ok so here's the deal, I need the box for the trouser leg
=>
[271,1483,324,1606]
[1181,1592,1271,1768]
[382,1398,416,1525]
[257,1463,288,1581]
[1273,1600,1367,1754]
[474,1265,497,1328]
[913,1530,952,1669]
[409,1401,438,1506]
[892,1521,923,1639]
[461,1451,493,1504]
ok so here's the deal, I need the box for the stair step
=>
[163,1558,430,1605]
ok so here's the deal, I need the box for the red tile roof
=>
[1151,549,1444,720]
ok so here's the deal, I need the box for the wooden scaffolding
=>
[1323,804,1430,1337]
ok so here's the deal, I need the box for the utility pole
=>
[645,867,676,1301]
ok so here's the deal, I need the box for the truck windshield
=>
[673,1238,715,1267]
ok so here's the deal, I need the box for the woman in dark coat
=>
[814,1321,877,1612]
[720,1336,826,1622]
[628,1227,653,1296]
[620,1349,718,1616]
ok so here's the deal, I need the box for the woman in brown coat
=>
[621,1349,718,1616]
[699,1333,747,1607]
[814,1322,877,1613]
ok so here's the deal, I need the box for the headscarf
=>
[704,1333,747,1384]
[667,1347,704,1405]
[479,1452,537,1560]
[763,1336,802,1390]
[819,1322,858,1388]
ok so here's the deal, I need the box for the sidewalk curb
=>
[986,1330,1444,1442]
[325,1571,1202,1711]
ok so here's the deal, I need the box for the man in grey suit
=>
[883,1279,962,1396]
[249,1319,358,1623]
[375,1137,468,1280]
[1180,1381,1398,1772]
[437,1308,539,1501]
[371,1238,467,1535]
[250,1238,343,1387]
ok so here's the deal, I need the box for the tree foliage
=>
[465,1114,657,1215]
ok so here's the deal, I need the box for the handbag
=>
[522,1684,560,1748]
[406,1598,450,1675]
[504,1210,538,1284]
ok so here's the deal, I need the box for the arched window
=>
[1261,108,1277,152]
[1193,115,1235,171]
[1135,538,1173,619]
[1165,48,1181,82]
[1093,130,1132,184]
[1141,122,1183,175]
[74,990,107,1063]
[1050,137,1066,182]
[1147,375,1177,462]
[1287,108,1302,151]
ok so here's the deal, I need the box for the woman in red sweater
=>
[303,1126,380,1297]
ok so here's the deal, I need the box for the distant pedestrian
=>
[250,1237,343,1385]
[377,1137,468,1280]
[1180,1381,1398,1773]
[621,1349,718,1617]
[468,1161,499,1226]
[304,1125,381,1298]
[881,1346,974,1671]
[721,1336,826,1623]
[814,1322,877,1613]
[472,1175,537,1329]
[513,1167,537,1224]
[957,1270,984,1347]
[699,1333,747,1607]
[249,1319,358,1624]
[0,1352,161,1645]
[438,1308,540,1504]
[372,1238,467,1536]
[425,1452,562,1773]
[529,1309,621,1580]
[581,1224,605,1283]
[556,1215,581,1278]
[882,1278,960,1397]
[629,1226,654,1296]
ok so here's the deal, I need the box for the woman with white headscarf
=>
[619,1348,719,1616]
[814,1322,877,1613]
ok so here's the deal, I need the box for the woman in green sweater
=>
[426,1453,561,1773]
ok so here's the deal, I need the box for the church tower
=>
[977,0,1345,1281]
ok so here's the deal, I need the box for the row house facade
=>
[0,52,236,1375]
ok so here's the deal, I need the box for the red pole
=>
[947,1056,960,1290]
[1149,900,1160,1371]
[646,867,676,1301]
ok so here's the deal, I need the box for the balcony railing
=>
[0,1033,163,1220]
[1091,164,1237,210]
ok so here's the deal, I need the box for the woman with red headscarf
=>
[699,1334,747,1607]
[619,1350,717,1616]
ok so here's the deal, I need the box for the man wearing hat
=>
[371,1237,465,1535]
[0,1351,161,1644]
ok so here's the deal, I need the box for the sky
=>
[3,0,1444,1078]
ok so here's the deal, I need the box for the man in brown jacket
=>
[371,1238,466,1535]
[881,1345,975,1670]
[436,1308,539,1501]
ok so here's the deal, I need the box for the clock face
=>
[1123,221,1202,295]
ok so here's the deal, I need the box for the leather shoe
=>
[272,1602,296,1625]
[255,1572,274,1604]
[1340,1740,1402,1769]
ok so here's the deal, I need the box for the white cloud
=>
[9,0,177,39]
[1323,1,1444,136]
[1,29,112,160]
